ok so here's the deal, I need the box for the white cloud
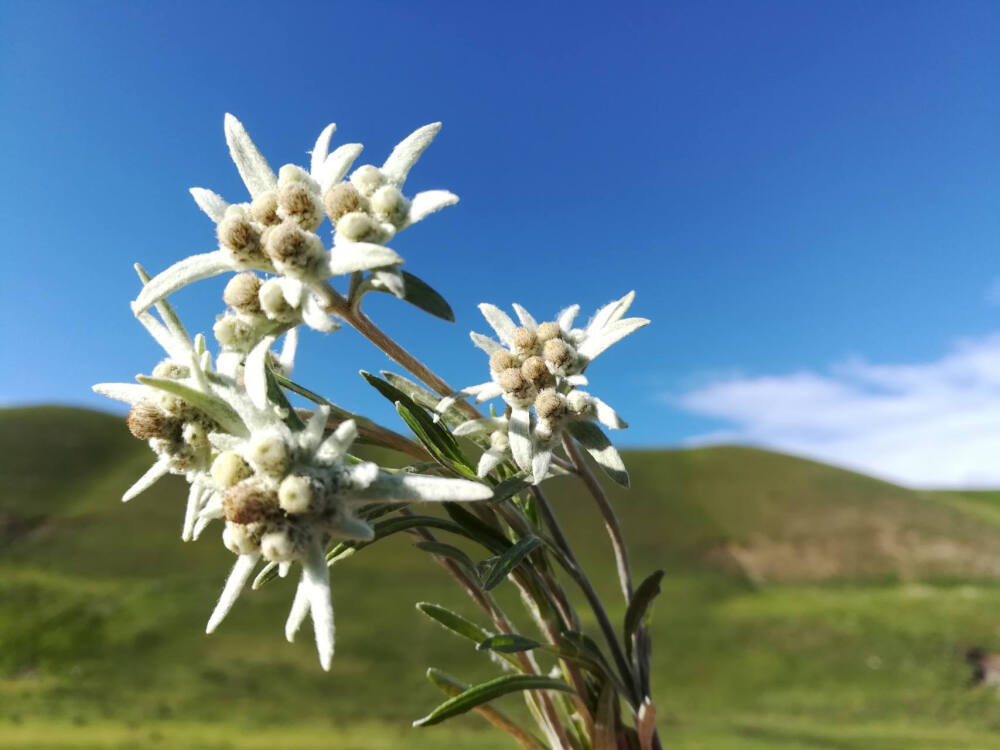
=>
[674,334,1000,489]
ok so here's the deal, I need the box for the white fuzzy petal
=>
[198,493,224,520]
[511,304,537,329]
[470,332,503,355]
[557,304,580,332]
[478,304,517,346]
[303,541,335,670]
[189,187,229,223]
[300,405,331,454]
[381,122,441,186]
[318,419,357,459]
[92,382,149,405]
[181,484,203,542]
[592,397,627,430]
[132,251,235,314]
[324,244,404,276]
[407,190,459,224]
[205,553,260,634]
[577,318,650,361]
[587,291,636,335]
[278,328,298,374]
[245,336,274,410]
[508,407,533,472]
[477,450,504,478]
[474,382,504,403]
[359,471,493,503]
[285,574,311,642]
[216,351,242,380]
[318,143,364,192]
[302,295,339,333]
[310,123,337,177]
[532,450,552,485]
[278,277,306,307]
[372,267,406,298]
[192,515,212,540]
[122,457,170,502]
[453,418,505,436]
[278,561,291,578]
[564,374,589,387]
[224,113,277,198]
[136,311,188,362]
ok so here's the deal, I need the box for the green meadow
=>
[5,406,1000,748]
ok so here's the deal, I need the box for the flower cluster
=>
[132,115,458,361]
[440,292,648,484]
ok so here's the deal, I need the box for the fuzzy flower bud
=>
[370,185,408,227]
[260,526,298,562]
[520,356,552,388]
[217,207,263,263]
[250,191,280,226]
[489,349,519,373]
[543,338,573,370]
[222,479,279,524]
[336,211,384,244]
[213,314,256,351]
[535,322,562,343]
[323,182,363,223]
[534,389,566,420]
[258,279,297,321]
[350,164,385,197]
[278,474,313,515]
[151,360,190,380]
[278,182,323,231]
[223,273,263,314]
[263,221,324,275]
[566,390,592,415]
[249,433,290,476]
[490,430,509,451]
[498,367,535,404]
[223,521,260,556]
[127,402,176,441]
[513,327,539,356]
[211,450,253,489]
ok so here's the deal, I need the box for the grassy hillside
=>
[5,406,1000,748]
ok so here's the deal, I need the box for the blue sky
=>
[2,1,998,486]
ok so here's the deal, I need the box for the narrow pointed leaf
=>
[416,602,490,644]
[565,421,629,487]
[132,251,235,313]
[477,535,541,591]
[414,541,477,574]
[477,633,542,654]
[413,674,573,728]
[624,570,664,661]
[137,376,247,437]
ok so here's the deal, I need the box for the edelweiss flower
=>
[326,122,458,297]
[439,292,648,484]
[133,114,457,317]
[95,295,493,671]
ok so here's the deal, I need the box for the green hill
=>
[5,406,1000,749]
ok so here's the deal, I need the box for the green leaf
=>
[396,401,478,480]
[557,631,630,696]
[442,503,510,553]
[477,634,542,654]
[413,674,574,727]
[362,371,476,478]
[624,569,664,661]
[413,540,477,574]
[565,421,630,487]
[136,376,246,436]
[491,475,533,505]
[265,367,305,431]
[477,535,542,591]
[416,602,490,645]
[366,271,454,321]
[382,371,465,429]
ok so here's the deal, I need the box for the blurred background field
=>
[6,406,1000,748]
